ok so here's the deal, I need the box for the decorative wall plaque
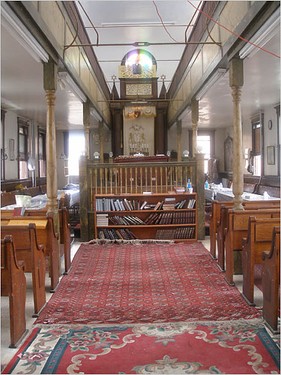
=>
[125,83,152,97]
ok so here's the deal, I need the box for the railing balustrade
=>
[79,156,205,241]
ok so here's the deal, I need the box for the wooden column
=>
[43,61,59,230]
[176,120,182,161]
[83,101,91,158]
[229,58,244,210]
[196,152,205,240]
[155,109,166,154]
[191,99,199,156]
[112,109,123,156]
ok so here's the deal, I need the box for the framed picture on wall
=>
[267,145,275,165]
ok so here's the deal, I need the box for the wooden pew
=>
[209,200,233,258]
[1,235,28,348]
[25,208,71,274]
[1,215,60,292]
[1,224,46,317]
[242,217,280,305]
[216,203,234,269]
[1,207,72,275]
[215,200,280,270]
[262,227,280,333]
[58,207,72,274]
[210,198,279,258]
[224,208,280,285]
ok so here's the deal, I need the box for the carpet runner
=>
[35,241,261,325]
[2,320,279,374]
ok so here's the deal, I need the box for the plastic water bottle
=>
[205,180,209,189]
[186,178,192,193]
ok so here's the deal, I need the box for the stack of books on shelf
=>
[162,197,176,210]
[96,214,109,226]
[174,186,186,193]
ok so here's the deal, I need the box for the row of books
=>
[145,211,195,225]
[98,228,137,240]
[97,226,195,240]
[97,211,195,226]
[155,227,196,239]
[96,197,196,212]
[109,215,145,225]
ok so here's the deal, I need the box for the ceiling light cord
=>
[187,0,280,59]
[152,1,179,43]
[184,0,202,43]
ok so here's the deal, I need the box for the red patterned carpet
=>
[35,241,261,325]
[2,320,279,374]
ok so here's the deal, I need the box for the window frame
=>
[17,118,29,179]
[38,127,46,178]
[251,112,264,176]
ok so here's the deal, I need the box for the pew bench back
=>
[1,224,46,316]
[1,215,59,292]
[242,217,280,305]
[1,235,27,347]
[225,207,280,285]
[262,227,280,332]
[210,199,280,259]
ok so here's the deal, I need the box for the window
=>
[68,131,85,176]
[18,119,29,179]
[38,129,46,178]
[197,135,211,173]
[125,49,153,73]
[189,130,215,174]
[252,120,261,176]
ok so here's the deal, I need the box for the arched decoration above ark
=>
[119,49,157,79]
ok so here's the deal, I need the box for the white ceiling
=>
[76,0,199,95]
[1,1,280,131]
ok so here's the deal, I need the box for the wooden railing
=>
[79,155,205,241]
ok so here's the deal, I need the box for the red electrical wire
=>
[187,0,280,59]
[152,1,179,43]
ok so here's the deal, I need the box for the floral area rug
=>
[2,320,279,374]
[35,242,261,325]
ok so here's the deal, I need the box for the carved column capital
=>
[231,85,242,103]
[45,90,56,106]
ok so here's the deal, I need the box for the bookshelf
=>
[94,192,197,242]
